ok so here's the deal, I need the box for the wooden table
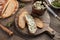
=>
[0,1,60,40]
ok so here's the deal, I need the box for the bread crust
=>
[18,8,28,29]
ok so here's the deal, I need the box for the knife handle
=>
[0,24,13,36]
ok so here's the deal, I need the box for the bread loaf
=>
[0,0,19,18]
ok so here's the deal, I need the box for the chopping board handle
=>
[46,26,60,40]
[0,24,13,36]
[46,26,56,38]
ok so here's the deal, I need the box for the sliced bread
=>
[18,9,28,29]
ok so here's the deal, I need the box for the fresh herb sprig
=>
[52,0,60,7]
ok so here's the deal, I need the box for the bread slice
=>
[18,9,28,29]
[1,0,19,18]
[25,14,37,34]
[34,18,44,29]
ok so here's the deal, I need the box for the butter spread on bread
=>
[25,14,37,34]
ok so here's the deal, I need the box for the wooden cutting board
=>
[15,5,50,37]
